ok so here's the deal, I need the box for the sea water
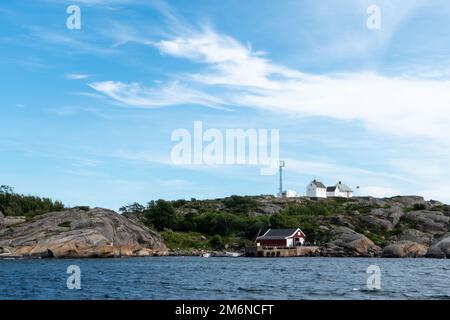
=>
[1,257,450,300]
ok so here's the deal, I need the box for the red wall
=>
[258,239,287,247]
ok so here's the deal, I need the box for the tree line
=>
[0,185,65,218]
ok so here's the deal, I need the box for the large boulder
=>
[1,216,26,227]
[253,202,283,216]
[370,206,404,227]
[322,226,381,256]
[0,207,168,258]
[382,241,428,258]
[388,196,427,208]
[360,215,393,230]
[399,229,433,246]
[330,215,355,229]
[426,235,450,258]
[404,211,450,234]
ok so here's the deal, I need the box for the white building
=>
[278,190,298,198]
[326,181,353,198]
[306,180,327,198]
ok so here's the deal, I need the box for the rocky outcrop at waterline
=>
[319,226,381,257]
[425,235,450,258]
[0,207,167,258]
[381,240,428,258]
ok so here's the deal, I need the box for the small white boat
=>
[225,252,240,257]
[202,253,211,258]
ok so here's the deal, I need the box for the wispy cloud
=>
[84,2,450,201]
[89,80,229,110]
[66,73,90,80]
[92,22,450,142]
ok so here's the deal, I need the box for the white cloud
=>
[155,26,301,90]
[87,15,450,201]
[150,27,450,142]
[66,73,90,80]
[91,23,450,143]
[89,80,228,110]
[232,73,450,141]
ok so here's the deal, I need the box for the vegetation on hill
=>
[120,195,450,252]
[120,196,269,249]
[119,195,369,250]
[4,184,449,256]
[0,185,65,218]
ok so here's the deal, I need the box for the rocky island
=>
[0,207,167,258]
[1,188,450,259]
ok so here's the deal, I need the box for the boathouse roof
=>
[257,228,304,240]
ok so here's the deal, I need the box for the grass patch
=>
[161,230,211,250]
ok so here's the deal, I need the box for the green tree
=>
[269,212,299,228]
[144,199,177,231]
[119,202,145,214]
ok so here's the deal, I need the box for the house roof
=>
[310,180,326,188]
[257,228,304,240]
[327,182,353,193]
[337,182,353,192]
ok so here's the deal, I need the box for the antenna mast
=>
[279,160,285,196]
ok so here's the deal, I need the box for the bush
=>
[209,234,224,249]
[223,195,257,214]
[413,203,427,211]
[404,203,428,212]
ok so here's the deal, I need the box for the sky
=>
[1,0,450,210]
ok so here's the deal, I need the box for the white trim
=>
[258,228,305,239]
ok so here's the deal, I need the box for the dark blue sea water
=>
[1,257,450,300]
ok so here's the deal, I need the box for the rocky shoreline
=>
[2,196,450,259]
[0,207,168,259]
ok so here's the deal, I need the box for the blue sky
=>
[1,0,450,210]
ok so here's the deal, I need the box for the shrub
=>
[223,195,257,214]
[209,234,224,249]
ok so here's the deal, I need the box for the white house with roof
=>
[306,180,327,198]
[278,190,298,198]
[326,181,353,198]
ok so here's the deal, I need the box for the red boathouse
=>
[256,228,306,248]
